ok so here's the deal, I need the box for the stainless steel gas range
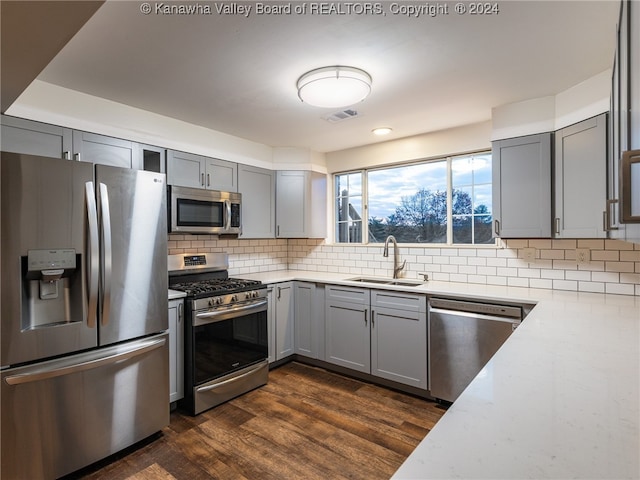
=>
[168,253,268,415]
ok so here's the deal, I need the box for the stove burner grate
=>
[171,278,263,297]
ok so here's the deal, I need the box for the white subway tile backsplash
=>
[168,234,639,296]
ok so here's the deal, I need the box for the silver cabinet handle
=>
[555,218,561,236]
[63,151,71,160]
[364,308,368,326]
[207,173,211,187]
[4,337,166,385]
[277,286,281,299]
[99,183,112,326]
[371,310,375,327]
[178,302,183,322]
[494,219,500,236]
[85,182,99,329]
[74,153,81,162]
[201,172,205,186]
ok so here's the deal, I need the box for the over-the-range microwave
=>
[168,185,241,235]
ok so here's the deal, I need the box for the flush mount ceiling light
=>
[372,127,392,136]
[297,66,372,108]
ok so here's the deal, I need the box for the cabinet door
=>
[276,170,307,237]
[1,115,72,159]
[294,282,315,357]
[275,282,294,360]
[166,150,205,188]
[72,131,140,169]
[371,306,427,389]
[554,115,607,238]
[140,144,166,174]
[168,299,184,403]
[492,133,552,237]
[205,157,238,192]
[238,165,275,238]
[325,288,370,374]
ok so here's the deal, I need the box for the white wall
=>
[325,121,492,173]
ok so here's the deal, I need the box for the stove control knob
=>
[208,299,214,307]
[216,298,223,305]
[252,291,259,298]
[245,292,251,300]
[231,295,238,302]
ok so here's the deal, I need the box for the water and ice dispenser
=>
[22,249,83,329]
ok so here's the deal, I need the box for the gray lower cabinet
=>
[492,133,552,238]
[168,298,184,403]
[554,114,607,238]
[294,282,325,360]
[325,286,371,373]
[325,285,428,389]
[268,282,294,362]
[370,290,427,390]
[238,164,275,238]
[1,115,72,159]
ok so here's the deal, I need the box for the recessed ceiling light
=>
[297,66,372,108]
[372,127,392,136]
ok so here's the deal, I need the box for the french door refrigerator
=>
[0,152,169,480]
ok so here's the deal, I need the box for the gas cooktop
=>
[170,278,263,298]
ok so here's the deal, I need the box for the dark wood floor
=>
[72,362,447,480]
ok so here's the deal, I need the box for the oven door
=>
[193,307,268,384]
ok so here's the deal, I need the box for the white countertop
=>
[168,289,187,300]
[242,270,640,479]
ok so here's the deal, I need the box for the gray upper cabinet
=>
[166,150,205,188]
[166,150,238,192]
[554,114,607,238]
[492,133,552,238]
[140,144,166,174]
[1,115,72,159]
[238,165,275,238]
[205,157,237,192]
[276,170,327,238]
[72,131,141,169]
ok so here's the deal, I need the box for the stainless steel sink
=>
[347,277,425,287]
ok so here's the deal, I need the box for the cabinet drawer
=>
[326,285,369,305]
[371,290,426,313]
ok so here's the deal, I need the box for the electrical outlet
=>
[521,247,536,263]
[576,248,590,264]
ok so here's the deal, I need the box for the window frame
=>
[332,150,496,246]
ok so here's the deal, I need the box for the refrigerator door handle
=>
[99,183,112,326]
[85,182,99,328]
[4,336,167,386]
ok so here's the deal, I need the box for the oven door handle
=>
[196,362,267,393]
[194,299,268,326]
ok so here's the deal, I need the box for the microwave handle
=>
[225,199,232,231]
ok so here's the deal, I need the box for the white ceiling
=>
[36,0,619,153]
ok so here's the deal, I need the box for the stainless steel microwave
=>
[168,185,241,234]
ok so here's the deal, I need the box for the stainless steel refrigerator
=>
[0,152,169,479]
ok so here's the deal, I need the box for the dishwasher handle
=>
[429,297,522,320]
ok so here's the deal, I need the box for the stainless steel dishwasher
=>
[428,297,523,403]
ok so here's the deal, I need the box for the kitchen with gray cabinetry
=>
[492,132,552,238]
[238,164,276,238]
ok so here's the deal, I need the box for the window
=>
[334,152,493,245]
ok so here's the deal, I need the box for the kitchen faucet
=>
[383,235,406,279]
